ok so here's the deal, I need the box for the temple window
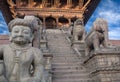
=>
[72,0,79,8]
[59,0,67,8]
[33,0,42,7]
[20,0,28,7]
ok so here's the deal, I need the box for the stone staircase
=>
[46,29,90,82]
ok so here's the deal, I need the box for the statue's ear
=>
[9,32,12,42]
[30,34,34,43]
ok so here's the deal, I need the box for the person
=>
[0,18,44,82]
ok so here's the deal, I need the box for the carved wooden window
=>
[21,0,28,7]
[59,0,67,8]
[33,0,42,7]
[72,0,79,8]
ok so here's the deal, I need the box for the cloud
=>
[99,11,120,23]
[86,0,120,40]
[109,27,120,40]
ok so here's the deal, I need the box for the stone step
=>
[52,60,80,63]
[52,57,80,60]
[52,66,85,70]
[52,78,90,82]
[52,65,84,68]
[51,69,88,74]
[52,61,81,64]
[53,75,89,79]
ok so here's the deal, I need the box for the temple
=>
[0,0,100,28]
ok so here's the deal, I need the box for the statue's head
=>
[8,18,35,45]
[75,19,83,26]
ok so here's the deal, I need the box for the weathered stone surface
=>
[0,18,45,82]
[85,18,108,56]
[73,19,85,42]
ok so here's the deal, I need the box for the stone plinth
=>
[72,41,85,57]
[43,53,53,82]
[83,48,120,82]
[40,39,49,53]
[72,41,85,49]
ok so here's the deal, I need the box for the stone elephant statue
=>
[85,18,108,56]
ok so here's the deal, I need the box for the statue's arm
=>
[33,49,44,81]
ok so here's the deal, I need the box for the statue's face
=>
[10,25,33,45]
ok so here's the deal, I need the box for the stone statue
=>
[73,19,85,42]
[0,18,45,82]
[85,18,108,56]
[24,15,42,48]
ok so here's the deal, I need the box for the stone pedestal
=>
[72,41,84,48]
[72,41,85,57]
[83,48,120,82]
[43,53,53,82]
[40,39,49,53]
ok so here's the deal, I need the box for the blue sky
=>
[0,0,120,40]
[85,0,120,40]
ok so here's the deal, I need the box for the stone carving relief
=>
[85,18,108,56]
[0,18,45,82]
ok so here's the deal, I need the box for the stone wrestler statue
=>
[0,18,44,82]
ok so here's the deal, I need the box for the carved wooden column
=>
[68,18,71,25]
[54,0,60,7]
[16,0,21,7]
[28,0,33,7]
[79,0,83,8]
[43,17,46,29]
[56,17,59,28]
[67,0,72,8]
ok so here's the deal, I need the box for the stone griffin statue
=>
[73,19,85,42]
[85,18,108,56]
[0,18,45,82]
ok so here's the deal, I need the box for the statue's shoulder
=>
[30,47,42,55]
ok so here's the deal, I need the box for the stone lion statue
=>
[85,18,108,56]
[73,19,85,42]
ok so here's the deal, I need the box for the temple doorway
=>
[59,17,69,28]
[46,16,56,29]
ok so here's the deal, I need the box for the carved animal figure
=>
[85,18,108,56]
[73,19,85,41]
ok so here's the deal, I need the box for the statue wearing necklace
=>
[0,18,44,82]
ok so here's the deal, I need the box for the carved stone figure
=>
[85,18,108,56]
[73,19,85,42]
[24,15,42,48]
[0,18,45,82]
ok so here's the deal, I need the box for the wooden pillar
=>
[42,0,47,7]
[28,0,33,7]
[79,0,83,8]
[56,17,59,28]
[67,0,72,7]
[16,0,21,7]
[68,18,71,25]
[43,17,46,29]
[54,0,59,7]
